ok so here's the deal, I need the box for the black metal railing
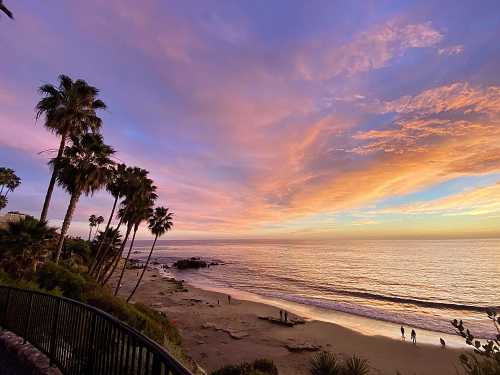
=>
[0,285,193,375]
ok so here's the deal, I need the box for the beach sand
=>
[113,268,467,375]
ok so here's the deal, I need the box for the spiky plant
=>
[310,351,342,375]
[343,355,370,375]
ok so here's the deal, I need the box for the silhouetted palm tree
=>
[93,165,138,278]
[0,1,13,19]
[88,164,129,275]
[127,207,173,302]
[36,75,106,222]
[88,214,97,241]
[52,133,114,263]
[100,168,157,285]
[113,176,157,295]
[95,215,104,238]
[0,167,21,212]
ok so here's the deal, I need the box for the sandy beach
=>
[111,267,468,375]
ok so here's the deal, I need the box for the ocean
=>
[131,238,499,344]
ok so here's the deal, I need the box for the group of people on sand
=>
[401,326,447,348]
[400,326,417,344]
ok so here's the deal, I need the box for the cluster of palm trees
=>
[0,167,21,212]
[88,214,104,241]
[36,74,174,299]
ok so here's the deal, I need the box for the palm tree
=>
[36,75,106,222]
[113,177,157,295]
[0,1,13,19]
[127,207,173,302]
[0,167,21,212]
[89,163,127,275]
[95,215,104,238]
[88,214,97,241]
[91,165,138,278]
[0,217,57,277]
[91,227,122,269]
[52,133,114,263]
[99,168,157,284]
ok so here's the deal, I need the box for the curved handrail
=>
[0,285,193,375]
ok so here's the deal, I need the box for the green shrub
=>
[310,351,341,375]
[36,262,86,300]
[252,359,278,375]
[133,302,182,346]
[64,237,92,267]
[343,355,370,375]
[211,359,278,375]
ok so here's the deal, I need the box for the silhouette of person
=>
[440,338,446,348]
[280,310,283,321]
[411,329,416,344]
[401,326,405,340]
[284,311,288,323]
[228,295,231,304]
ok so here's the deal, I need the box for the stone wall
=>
[0,330,62,375]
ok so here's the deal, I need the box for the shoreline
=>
[114,267,468,374]
[171,273,468,349]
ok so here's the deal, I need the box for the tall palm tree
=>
[0,1,13,19]
[52,133,114,263]
[113,178,157,295]
[88,214,97,241]
[95,215,104,238]
[127,207,173,302]
[36,75,106,222]
[99,168,157,284]
[89,163,127,275]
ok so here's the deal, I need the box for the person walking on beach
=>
[440,338,446,348]
[400,326,405,340]
[279,310,283,321]
[284,310,288,323]
[411,329,416,344]
[227,295,231,304]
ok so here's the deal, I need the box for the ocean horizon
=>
[130,238,499,343]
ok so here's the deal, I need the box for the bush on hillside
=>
[211,359,278,375]
[0,217,57,278]
[63,237,92,268]
[36,262,87,300]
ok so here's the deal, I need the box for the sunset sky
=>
[1,1,500,239]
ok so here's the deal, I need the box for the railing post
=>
[152,353,162,375]
[49,299,61,367]
[23,293,34,344]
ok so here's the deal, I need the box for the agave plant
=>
[344,355,370,375]
[310,351,342,375]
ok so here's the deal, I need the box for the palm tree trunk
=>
[100,223,131,284]
[127,234,158,302]
[89,196,119,275]
[40,132,67,222]
[114,224,138,296]
[91,213,122,277]
[55,190,81,263]
[94,224,100,240]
